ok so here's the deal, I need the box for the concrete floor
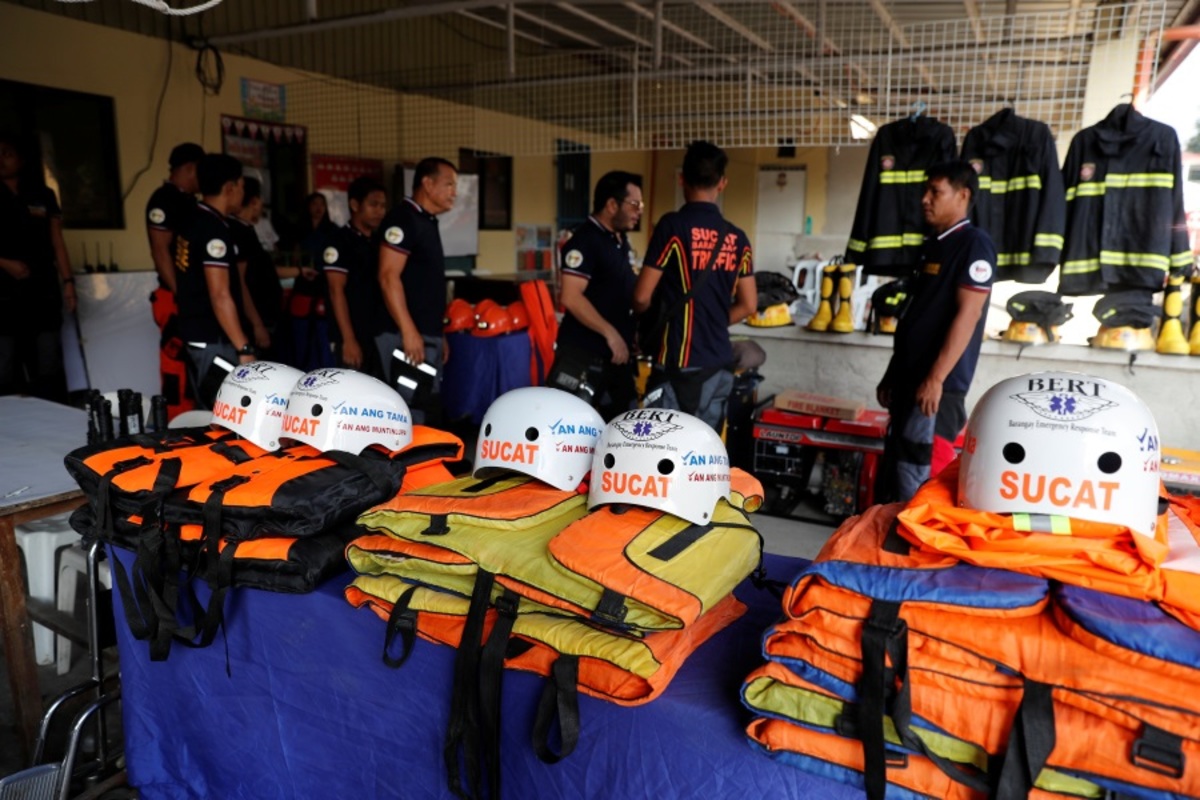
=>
[0,510,836,782]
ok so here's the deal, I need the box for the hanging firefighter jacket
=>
[1058,103,1192,296]
[846,115,957,277]
[961,109,1067,284]
[742,496,1200,800]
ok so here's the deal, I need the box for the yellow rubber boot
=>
[807,263,837,332]
[830,264,857,333]
[1156,274,1189,355]
[1190,275,1200,355]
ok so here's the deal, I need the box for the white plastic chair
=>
[14,512,79,666]
[55,543,112,676]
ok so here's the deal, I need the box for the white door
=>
[755,167,806,276]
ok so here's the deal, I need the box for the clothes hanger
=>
[909,100,927,122]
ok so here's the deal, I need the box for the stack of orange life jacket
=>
[741,458,1200,800]
[344,468,767,799]
[66,425,463,661]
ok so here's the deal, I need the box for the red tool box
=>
[752,402,890,520]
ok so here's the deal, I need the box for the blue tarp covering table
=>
[441,331,533,424]
[111,549,865,800]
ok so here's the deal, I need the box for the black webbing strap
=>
[105,457,181,652]
[1131,723,1186,779]
[383,586,420,668]
[858,600,906,800]
[592,589,629,627]
[324,450,399,495]
[881,519,911,555]
[479,589,521,800]
[422,514,451,536]
[445,569,496,800]
[646,523,713,561]
[180,475,253,654]
[463,473,512,494]
[995,679,1056,800]
[531,655,581,764]
[208,440,255,465]
[889,654,992,794]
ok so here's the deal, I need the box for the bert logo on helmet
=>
[898,371,1169,597]
[957,371,1160,538]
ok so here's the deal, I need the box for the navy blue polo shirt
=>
[175,202,244,343]
[376,197,446,338]
[0,182,63,333]
[229,216,283,329]
[892,219,996,393]
[641,201,753,369]
[556,216,637,358]
[323,223,382,344]
[145,181,197,289]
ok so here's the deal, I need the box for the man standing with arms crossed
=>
[633,140,757,432]
[146,142,204,415]
[547,170,643,419]
[376,157,457,422]
[875,161,995,503]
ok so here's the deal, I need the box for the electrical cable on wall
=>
[194,42,225,95]
[120,18,173,202]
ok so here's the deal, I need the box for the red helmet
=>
[508,300,530,331]
[473,298,500,323]
[443,298,475,333]
[474,304,515,337]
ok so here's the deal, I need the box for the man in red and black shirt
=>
[876,161,995,503]
[633,141,756,431]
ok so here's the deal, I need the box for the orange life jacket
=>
[897,459,1169,601]
[760,501,1200,800]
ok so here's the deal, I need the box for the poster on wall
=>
[240,78,287,122]
[312,154,385,228]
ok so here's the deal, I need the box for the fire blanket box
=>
[751,400,890,520]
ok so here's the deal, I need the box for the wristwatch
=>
[238,343,255,356]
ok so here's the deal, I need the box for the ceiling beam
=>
[866,0,939,92]
[772,0,841,55]
[696,1,775,51]
[457,9,552,47]
[555,2,652,47]
[623,1,716,51]
[210,0,614,47]
[512,6,604,48]
[963,0,1004,97]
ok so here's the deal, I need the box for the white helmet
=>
[211,361,304,451]
[959,372,1161,538]
[474,387,604,491]
[282,368,413,454]
[588,409,730,525]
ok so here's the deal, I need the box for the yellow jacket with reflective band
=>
[351,468,764,632]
